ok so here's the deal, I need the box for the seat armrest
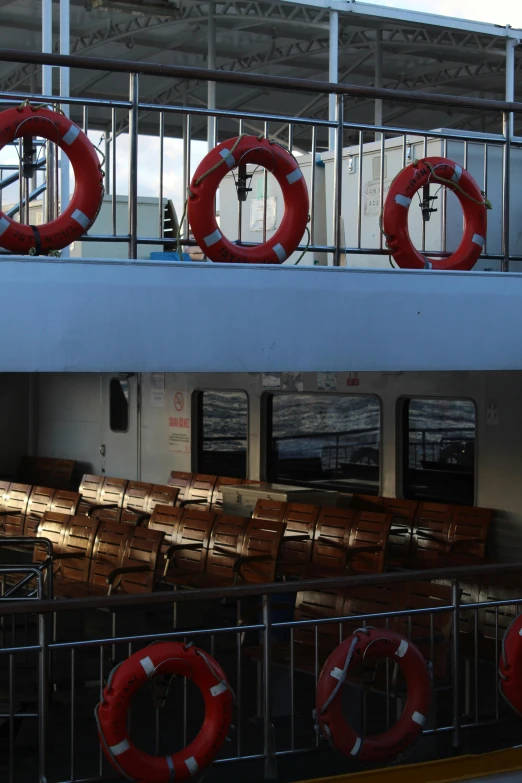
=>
[87,503,119,517]
[107,564,151,585]
[134,512,151,527]
[163,542,205,576]
[179,498,207,508]
[233,553,272,575]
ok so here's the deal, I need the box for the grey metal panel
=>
[2,257,522,372]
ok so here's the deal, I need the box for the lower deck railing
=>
[0,562,521,783]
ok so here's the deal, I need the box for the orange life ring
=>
[315,628,431,763]
[0,104,104,254]
[96,642,234,782]
[382,157,487,271]
[187,135,309,264]
[499,614,522,715]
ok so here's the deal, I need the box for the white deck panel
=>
[2,257,522,372]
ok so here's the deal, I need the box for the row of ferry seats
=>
[168,471,258,510]
[0,481,81,541]
[78,474,178,524]
[15,456,77,491]
[351,494,493,568]
[253,500,392,578]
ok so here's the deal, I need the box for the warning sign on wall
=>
[168,391,191,453]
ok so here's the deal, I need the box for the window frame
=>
[263,391,382,494]
[398,394,477,505]
[193,388,249,477]
[109,376,130,434]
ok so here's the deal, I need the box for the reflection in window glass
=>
[404,398,475,504]
[110,378,129,433]
[197,391,248,478]
[267,394,380,493]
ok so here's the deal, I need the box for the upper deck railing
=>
[0,47,521,268]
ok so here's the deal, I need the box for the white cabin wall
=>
[0,373,30,476]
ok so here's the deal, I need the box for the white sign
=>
[168,390,191,453]
[150,372,165,407]
[317,372,337,391]
[250,197,277,232]
[364,180,391,217]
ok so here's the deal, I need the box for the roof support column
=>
[505,37,516,139]
[207,2,216,151]
[60,0,70,256]
[374,28,383,141]
[328,9,338,151]
[42,0,54,224]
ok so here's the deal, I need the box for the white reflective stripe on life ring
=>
[451,164,462,183]
[219,148,236,168]
[472,234,485,247]
[395,194,411,208]
[204,229,222,247]
[412,711,426,726]
[140,656,155,678]
[395,640,409,658]
[210,682,228,697]
[0,216,9,236]
[185,756,199,776]
[110,738,130,757]
[350,737,362,756]
[62,124,80,146]
[71,209,90,230]
[286,168,303,184]
[272,243,287,262]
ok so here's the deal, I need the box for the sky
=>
[369,0,522,27]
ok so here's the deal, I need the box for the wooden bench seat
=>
[120,481,179,524]
[78,475,177,526]
[16,456,76,491]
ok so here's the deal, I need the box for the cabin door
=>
[99,373,139,479]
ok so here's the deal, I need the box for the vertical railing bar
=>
[38,610,48,783]
[18,138,23,224]
[98,646,104,776]
[474,608,479,723]
[9,653,14,783]
[379,129,385,250]
[483,142,488,256]
[111,107,117,236]
[182,113,191,242]
[385,616,390,730]
[183,637,187,747]
[128,72,139,260]
[54,139,59,220]
[262,594,277,779]
[83,106,88,134]
[494,607,499,719]
[70,648,75,782]
[442,136,448,253]
[158,111,164,241]
[263,121,268,245]
[502,111,510,272]
[463,140,469,170]
[288,122,293,156]
[421,135,428,253]
[356,129,363,250]
[310,125,317,248]
[333,94,344,266]
[452,579,461,748]
[237,118,244,245]
[290,626,295,751]
[236,599,242,758]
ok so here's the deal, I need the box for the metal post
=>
[59,0,70,256]
[182,111,191,241]
[333,94,344,267]
[452,578,461,749]
[328,10,338,151]
[111,108,117,235]
[262,594,277,779]
[502,111,510,272]
[374,29,383,141]
[207,2,216,151]
[158,112,164,238]
[104,130,110,196]
[128,73,139,259]
[505,37,516,141]
[38,582,48,783]
[42,0,53,224]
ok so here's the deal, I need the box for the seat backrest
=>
[148,484,179,511]
[252,498,288,524]
[294,588,348,648]
[348,511,391,574]
[117,526,164,593]
[24,485,56,536]
[343,583,402,634]
[89,521,132,589]
[239,519,285,584]
[0,481,10,512]
[17,456,75,490]
[211,476,244,510]
[312,508,356,571]
[148,504,183,556]
[280,503,319,566]
[51,490,81,516]
[351,494,384,512]
[120,481,153,524]
[411,502,454,563]
[78,474,105,514]
[168,471,193,502]
[184,474,218,510]
[33,510,70,565]
[380,497,418,561]
[172,509,216,573]
[449,505,492,558]
[56,515,101,582]
[1,483,33,537]
[89,476,128,524]
[205,515,248,579]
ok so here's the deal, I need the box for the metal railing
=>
[0,48,520,267]
[0,559,521,782]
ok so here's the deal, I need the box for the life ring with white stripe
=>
[315,628,431,763]
[95,642,234,782]
[0,104,104,254]
[499,614,522,716]
[187,135,309,264]
[382,157,488,271]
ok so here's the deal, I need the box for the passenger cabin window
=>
[110,378,130,433]
[266,394,380,493]
[196,391,248,478]
[403,398,475,505]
